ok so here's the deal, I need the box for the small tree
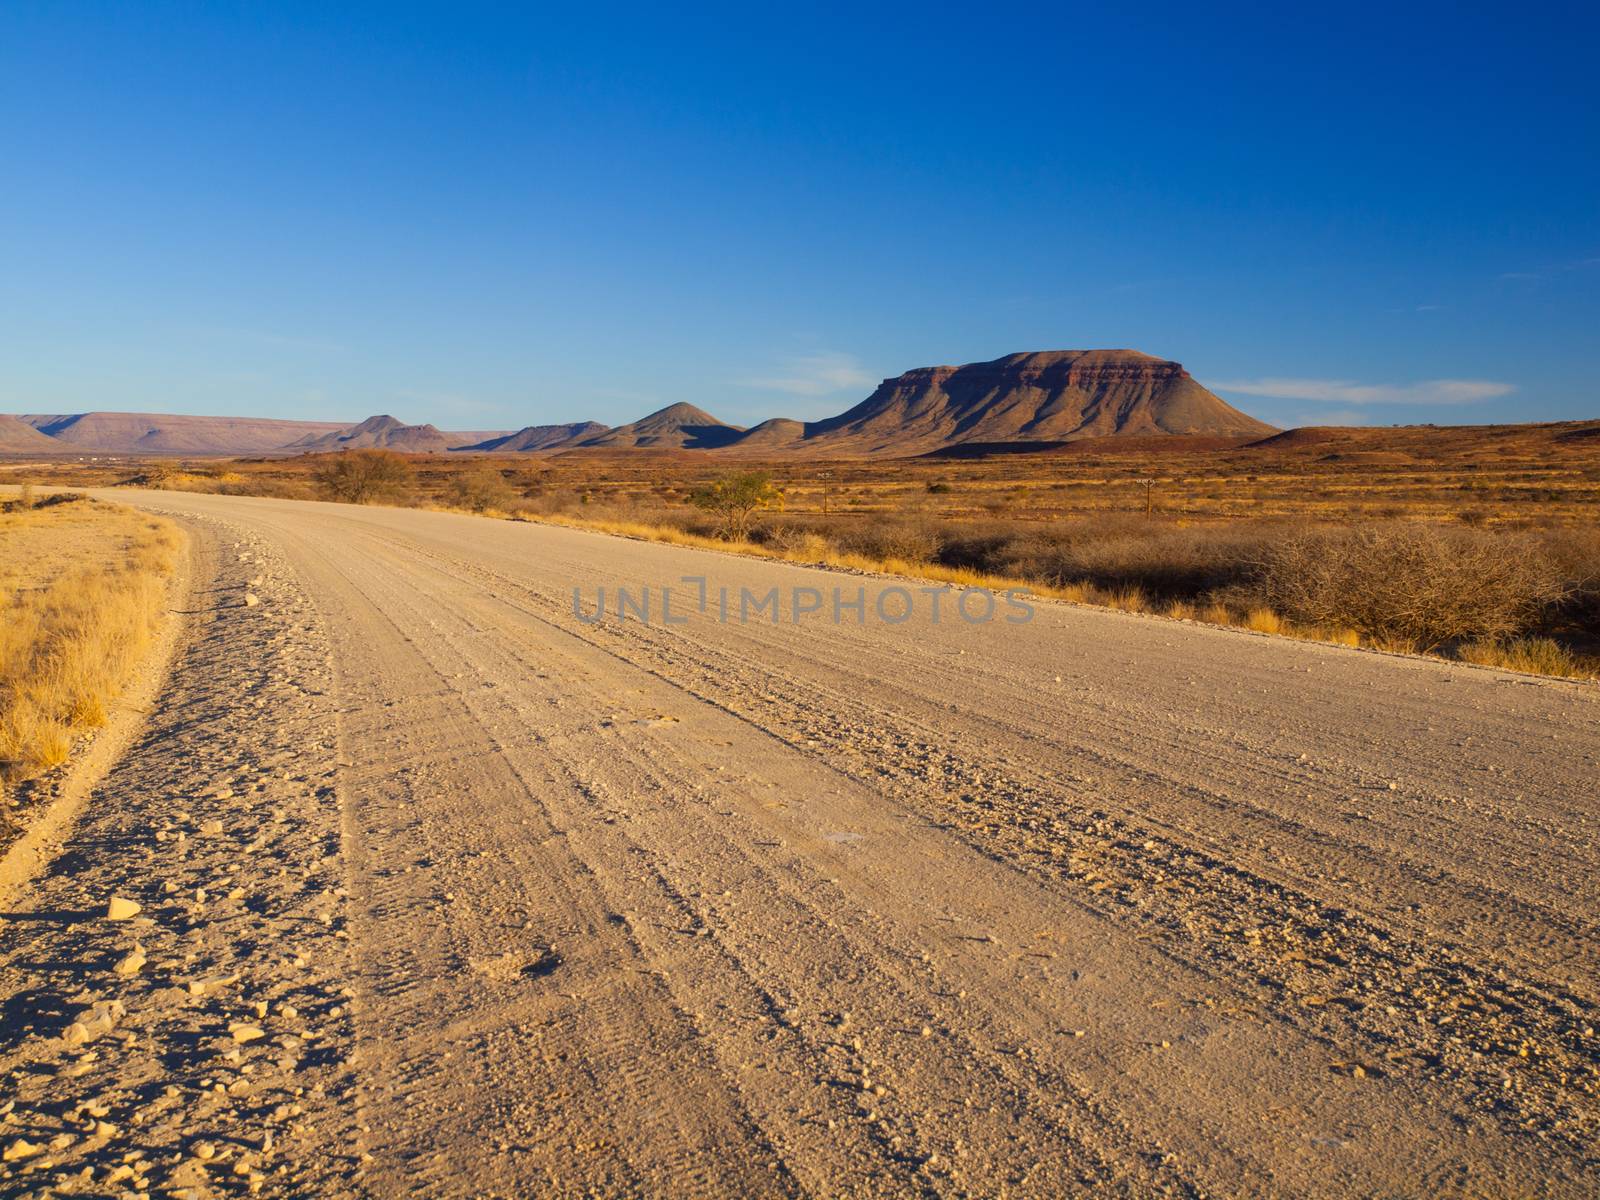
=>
[688,470,782,540]
[313,450,414,504]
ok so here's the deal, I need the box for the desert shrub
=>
[1540,527,1600,636]
[1045,527,1278,597]
[445,467,516,513]
[938,517,1282,599]
[831,518,943,564]
[1253,525,1567,649]
[518,488,581,516]
[313,450,414,504]
[759,522,834,559]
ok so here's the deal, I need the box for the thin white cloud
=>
[1213,377,1516,406]
[741,352,875,397]
[1498,255,1600,282]
[1289,408,1378,427]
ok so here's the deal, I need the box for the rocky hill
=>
[576,403,745,450]
[288,415,458,454]
[722,418,806,452]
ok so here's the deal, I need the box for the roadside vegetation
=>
[529,505,1600,676]
[23,434,1598,678]
[313,449,415,504]
[0,490,182,819]
[688,469,783,538]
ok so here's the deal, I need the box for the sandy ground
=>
[3,490,1598,1198]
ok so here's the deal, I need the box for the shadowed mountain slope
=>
[458,422,608,452]
[0,414,67,453]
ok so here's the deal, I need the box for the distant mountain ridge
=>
[19,411,350,454]
[3,349,1278,457]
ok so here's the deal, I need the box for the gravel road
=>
[4,490,1597,1198]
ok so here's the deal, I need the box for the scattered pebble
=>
[105,896,142,921]
[113,946,148,976]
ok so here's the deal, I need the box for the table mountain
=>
[775,350,1274,455]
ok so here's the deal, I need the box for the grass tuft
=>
[1244,608,1284,634]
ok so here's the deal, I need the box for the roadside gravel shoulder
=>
[0,515,361,1198]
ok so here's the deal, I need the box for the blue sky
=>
[2,2,1596,431]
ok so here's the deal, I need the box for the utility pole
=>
[819,470,833,515]
[1144,478,1154,516]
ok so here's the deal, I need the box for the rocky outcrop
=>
[288,415,455,454]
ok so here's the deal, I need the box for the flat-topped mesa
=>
[16,411,352,454]
[795,349,1275,454]
[900,349,1184,387]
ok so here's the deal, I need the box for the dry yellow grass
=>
[0,494,182,791]
[1243,608,1284,635]
[1457,636,1589,677]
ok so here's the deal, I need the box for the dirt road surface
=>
[3,490,1597,1198]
